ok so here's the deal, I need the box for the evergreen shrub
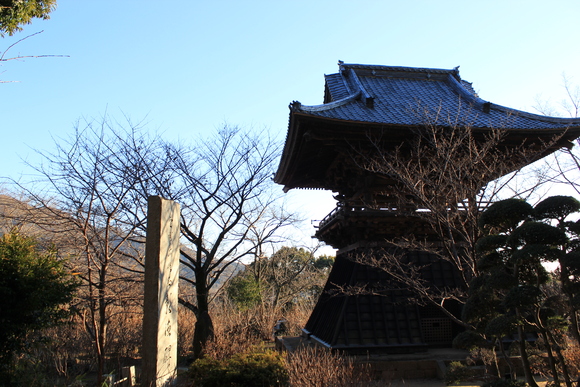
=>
[189,347,289,387]
[444,361,472,385]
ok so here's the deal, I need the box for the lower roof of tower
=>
[275,62,580,192]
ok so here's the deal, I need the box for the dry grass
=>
[186,299,382,387]
[178,306,196,358]
[285,346,375,387]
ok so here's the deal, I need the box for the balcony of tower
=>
[314,199,490,250]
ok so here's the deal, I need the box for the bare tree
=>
[533,75,580,198]
[347,106,564,327]
[14,117,160,385]
[161,127,295,358]
[0,31,68,83]
[15,115,296,362]
[7,111,302,368]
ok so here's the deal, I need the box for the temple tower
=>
[275,62,580,353]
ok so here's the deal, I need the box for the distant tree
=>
[229,247,334,311]
[0,229,77,377]
[259,247,333,309]
[0,0,56,36]
[226,273,262,311]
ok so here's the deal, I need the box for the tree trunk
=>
[192,273,214,359]
[546,329,573,387]
[96,269,108,387]
[516,325,539,387]
[571,310,580,345]
[498,339,516,380]
[560,261,580,345]
[192,310,214,359]
[539,330,561,386]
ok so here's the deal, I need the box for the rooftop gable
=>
[296,62,580,130]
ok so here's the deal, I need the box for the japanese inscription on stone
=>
[142,196,180,387]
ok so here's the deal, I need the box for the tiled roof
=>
[293,62,580,130]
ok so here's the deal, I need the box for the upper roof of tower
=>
[295,62,580,129]
[275,62,580,191]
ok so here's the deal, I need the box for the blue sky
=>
[2,0,580,249]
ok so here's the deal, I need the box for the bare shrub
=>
[14,318,93,385]
[178,306,196,358]
[203,301,264,360]
[105,304,142,370]
[563,339,580,379]
[280,301,315,337]
[285,346,373,387]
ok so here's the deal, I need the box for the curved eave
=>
[485,102,580,127]
[293,94,580,129]
[274,103,580,192]
[274,109,376,191]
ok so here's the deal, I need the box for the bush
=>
[189,347,289,387]
[0,230,78,379]
[444,361,472,385]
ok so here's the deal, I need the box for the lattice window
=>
[420,318,452,344]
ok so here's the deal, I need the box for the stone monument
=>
[142,196,180,387]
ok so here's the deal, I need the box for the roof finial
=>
[289,101,302,111]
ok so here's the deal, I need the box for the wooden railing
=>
[315,201,491,231]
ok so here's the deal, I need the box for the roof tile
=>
[297,63,580,130]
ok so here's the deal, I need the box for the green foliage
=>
[484,314,518,337]
[444,361,472,385]
[566,218,580,235]
[502,285,541,311]
[0,230,78,370]
[476,235,509,254]
[511,244,562,264]
[269,246,313,271]
[462,291,495,325]
[312,254,334,270]
[534,195,580,221]
[563,250,580,273]
[452,330,487,350]
[227,272,262,310]
[476,251,505,271]
[507,222,568,248]
[470,195,580,386]
[0,0,57,36]
[478,198,533,232]
[189,348,289,387]
[227,247,333,310]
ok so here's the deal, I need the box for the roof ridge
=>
[338,61,460,77]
